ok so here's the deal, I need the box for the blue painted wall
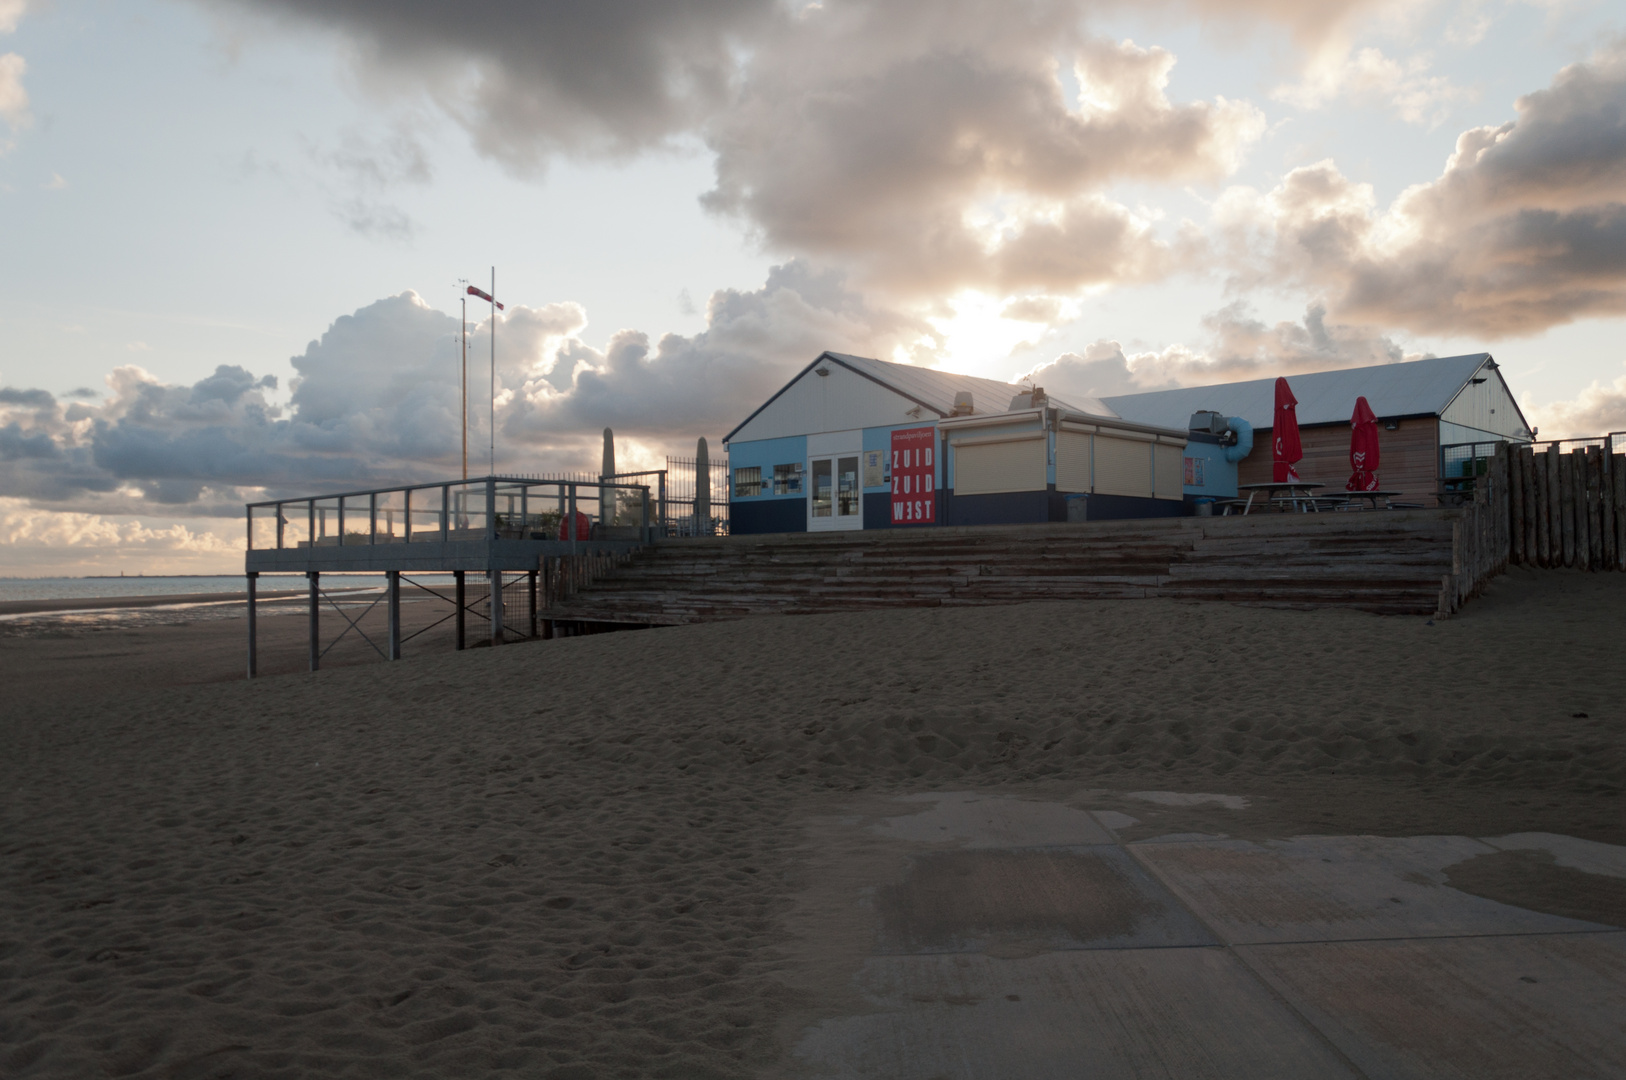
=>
[726,434,807,534]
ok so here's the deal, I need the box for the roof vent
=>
[1008,386,1045,411]
[949,391,974,416]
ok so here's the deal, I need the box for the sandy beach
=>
[2,570,1623,1077]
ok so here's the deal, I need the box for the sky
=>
[1,0,1624,574]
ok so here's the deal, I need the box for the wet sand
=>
[0,568,1621,1077]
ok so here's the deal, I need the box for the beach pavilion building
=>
[724,351,1535,533]
[723,352,1192,534]
[1103,353,1533,508]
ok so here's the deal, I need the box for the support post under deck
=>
[454,570,465,651]
[386,570,401,661]
[246,572,258,679]
[490,569,504,646]
[307,570,320,673]
[528,570,537,638]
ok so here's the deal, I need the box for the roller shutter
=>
[1055,431,1092,492]
[1153,442,1184,500]
[953,437,1046,495]
[1093,435,1153,497]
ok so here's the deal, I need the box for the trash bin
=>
[1064,494,1089,522]
[1194,497,1215,517]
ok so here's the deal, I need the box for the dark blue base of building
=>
[945,488,1186,525]
[730,488,1189,534]
[730,498,806,535]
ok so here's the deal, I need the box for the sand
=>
[1,568,1622,1077]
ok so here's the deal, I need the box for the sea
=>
[0,574,456,635]
[0,575,398,604]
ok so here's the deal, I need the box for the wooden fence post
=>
[1509,444,1525,565]
[1593,445,1606,569]
[1573,450,1591,570]
[1559,451,1576,566]
[1614,454,1626,572]
[1534,448,1550,566]
[1515,445,1528,566]
[1547,448,1562,567]
[1601,451,1617,570]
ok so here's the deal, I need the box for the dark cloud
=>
[0,387,54,407]
[0,269,923,514]
[1223,41,1626,337]
[230,0,776,167]
[701,17,1258,297]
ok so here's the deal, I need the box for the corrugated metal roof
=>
[825,352,1118,419]
[1102,354,1493,430]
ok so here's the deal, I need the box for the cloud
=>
[0,267,926,516]
[222,1,1284,301]
[1025,301,1426,401]
[308,126,433,240]
[228,0,778,168]
[0,498,243,575]
[1273,47,1475,126]
[702,19,1261,298]
[0,52,28,133]
[1528,371,1626,441]
[0,1,26,35]
[1219,41,1626,337]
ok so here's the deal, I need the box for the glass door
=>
[809,455,863,530]
[811,458,833,519]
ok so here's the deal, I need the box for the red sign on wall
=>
[890,426,937,524]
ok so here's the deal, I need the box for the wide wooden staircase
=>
[541,511,1461,627]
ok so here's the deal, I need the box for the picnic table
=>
[1237,480,1325,514]
[1327,489,1402,510]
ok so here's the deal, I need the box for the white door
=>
[808,453,863,531]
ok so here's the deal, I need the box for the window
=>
[734,466,763,498]
[773,463,802,495]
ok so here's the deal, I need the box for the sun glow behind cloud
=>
[919,291,1067,381]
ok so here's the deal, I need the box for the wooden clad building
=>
[1104,354,1532,507]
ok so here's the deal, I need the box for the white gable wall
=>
[728,361,934,443]
[1440,367,1531,440]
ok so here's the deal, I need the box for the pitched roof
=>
[1103,354,1495,430]
[825,352,1116,419]
[723,351,1117,443]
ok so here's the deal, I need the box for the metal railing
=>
[1533,432,1624,456]
[1441,441,1505,479]
[245,475,654,553]
[664,455,730,536]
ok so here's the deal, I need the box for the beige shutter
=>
[1055,431,1092,492]
[1153,442,1184,500]
[953,437,1045,495]
[1093,435,1153,496]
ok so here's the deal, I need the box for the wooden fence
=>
[1440,443,1511,615]
[1508,444,1625,572]
[1440,441,1626,615]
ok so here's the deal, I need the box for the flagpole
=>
[460,294,468,481]
[489,266,496,476]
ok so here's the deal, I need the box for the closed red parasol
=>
[1347,396,1380,491]
[1272,377,1303,482]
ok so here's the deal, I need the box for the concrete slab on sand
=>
[786,792,1626,1079]
[874,845,1215,956]
[1132,834,1615,943]
[795,948,1361,1080]
[871,792,1115,848]
[1240,931,1626,1080]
